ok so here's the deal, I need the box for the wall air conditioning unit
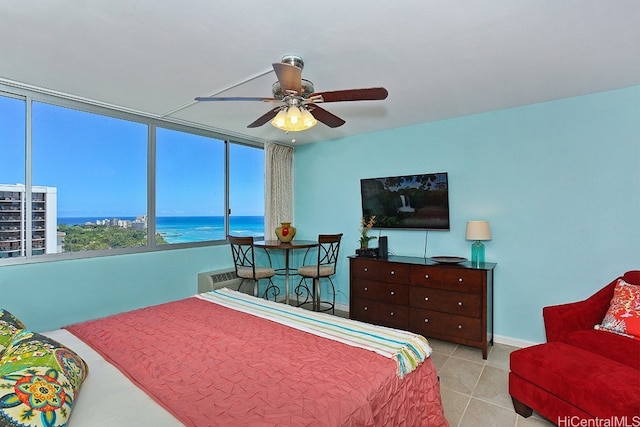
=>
[197,268,242,293]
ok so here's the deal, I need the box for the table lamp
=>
[465,221,491,266]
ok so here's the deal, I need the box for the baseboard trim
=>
[493,334,541,349]
[334,301,349,313]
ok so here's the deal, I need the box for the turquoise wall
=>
[0,245,232,332]
[293,86,640,344]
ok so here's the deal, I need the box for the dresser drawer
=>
[410,265,483,292]
[351,278,409,305]
[350,258,410,284]
[408,266,442,287]
[350,298,408,330]
[409,308,481,341]
[409,287,481,317]
[441,269,484,292]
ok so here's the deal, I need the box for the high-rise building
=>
[0,184,57,258]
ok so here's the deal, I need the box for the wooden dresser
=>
[349,255,496,358]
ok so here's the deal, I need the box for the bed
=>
[3,289,448,426]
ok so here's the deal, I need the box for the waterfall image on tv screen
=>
[360,172,450,230]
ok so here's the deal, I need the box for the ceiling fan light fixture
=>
[286,105,302,125]
[271,105,317,132]
[271,109,287,129]
[301,108,317,128]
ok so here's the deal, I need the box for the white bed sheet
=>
[43,329,183,427]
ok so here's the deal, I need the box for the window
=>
[156,127,225,244]
[156,128,266,243]
[229,143,265,238]
[0,88,265,263]
[32,102,147,253]
[0,95,26,259]
[0,94,25,184]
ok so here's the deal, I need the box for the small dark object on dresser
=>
[355,248,379,258]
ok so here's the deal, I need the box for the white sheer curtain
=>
[264,142,294,240]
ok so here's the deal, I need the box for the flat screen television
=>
[360,172,450,230]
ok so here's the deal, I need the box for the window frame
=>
[0,84,265,266]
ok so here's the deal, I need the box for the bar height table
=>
[253,240,318,305]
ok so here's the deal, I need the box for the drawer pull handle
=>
[458,301,463,306]
[424,274,429,279]
[364,287,368,291]
[458,325,463,329]
[424,318,429,323]
[458,278,463,282]
[364,306,368,311]
[390,291,395,295]
[390,312,394,316]
[390,271,395,275]
[424,297,429,301]
[364,268,368,272]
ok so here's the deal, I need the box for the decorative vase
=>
[275,222,296,243]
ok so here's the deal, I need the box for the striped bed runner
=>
[196,288,432,378]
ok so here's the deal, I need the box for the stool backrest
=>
[227,235,256,277]
[316,233,343,275]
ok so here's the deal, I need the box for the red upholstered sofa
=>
[509,270,640,424]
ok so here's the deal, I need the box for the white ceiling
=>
[1,1,638,145]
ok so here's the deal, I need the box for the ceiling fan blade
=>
[247,107,281,128]
[309,105,346,128]
[272,62,302,94]
[308,87,388,103]
[195,96,278,102]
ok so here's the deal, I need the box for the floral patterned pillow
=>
[595,278,640,340]
[0,329,88,427]
[0,309,27,357]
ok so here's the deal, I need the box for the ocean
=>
[57,216,265,244]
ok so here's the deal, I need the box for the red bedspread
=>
[66,297,448,426]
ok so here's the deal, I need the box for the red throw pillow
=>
[595,278,640,340]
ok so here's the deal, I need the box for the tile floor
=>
[427,338,555,426]
[332,308,555,426]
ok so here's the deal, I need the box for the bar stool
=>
[227,235,280,301]
[295,233,343,313]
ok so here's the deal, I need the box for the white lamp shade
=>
[465,221,492,241]
[271,109,287,129]
[286,105,302,124]
[301,108,317,128]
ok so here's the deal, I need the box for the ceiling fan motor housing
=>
[281,55,305,70]
[272,79,315,99]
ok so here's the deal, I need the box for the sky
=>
[1,96,264,218]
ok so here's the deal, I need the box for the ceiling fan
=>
[195,55,388,132]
